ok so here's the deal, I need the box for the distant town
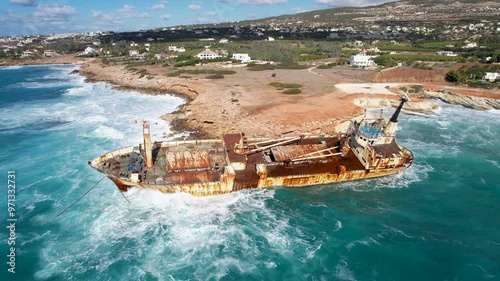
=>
[1,0,499,87]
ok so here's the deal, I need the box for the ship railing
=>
[400,146,414,158]
[247,133,346,143]
[155,139,223,148]
[90,146,135,168]
[284,133,346,139]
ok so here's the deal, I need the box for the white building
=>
[219,38,229,44]
[168,45,185,52]
[463,42,477,49]
[84,47,96,55]
[43,49,58,57]
[196,49,220,60]
[232,53,251,63]
[437,51,458,57]
[350,53,374,67]
[482,72,500,82]
[20,50,36,58]
[129,50,139,56]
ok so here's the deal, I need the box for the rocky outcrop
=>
[353,97,439,113]
[416,90,500,111]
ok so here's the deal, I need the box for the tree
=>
[445,70,466,83]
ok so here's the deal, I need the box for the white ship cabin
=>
[346,98,409,170]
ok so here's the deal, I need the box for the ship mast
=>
[143,120,153,168]
[383,93,409,135]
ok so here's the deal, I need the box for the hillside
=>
[190,0,500,28]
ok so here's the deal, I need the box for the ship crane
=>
[383,91,410,135]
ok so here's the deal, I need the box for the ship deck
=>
[99,134,368,187]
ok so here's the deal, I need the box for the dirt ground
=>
[374,67,447,83]
[78,59,500,139]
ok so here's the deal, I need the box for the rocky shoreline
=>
[74,61,500,139]
[416,90,500,111]
[6,58,496,139]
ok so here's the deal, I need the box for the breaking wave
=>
[3,65,500,281]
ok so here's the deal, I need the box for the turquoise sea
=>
[0,64,499,281]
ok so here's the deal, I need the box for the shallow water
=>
[0,65,499,281]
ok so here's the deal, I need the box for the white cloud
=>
[9,0,36,6]
[188,3,202,11]
[116,4,151,18]
[92,10,123,24]
[149,1,167,10]
[1,4,79,35]
[237,0,287,5]
[161,14,171,20]
[33,4,77,17]
[204,11,217,16]
[0,9,23,23]
[150,3,166,10]
[315,0,394,7]
[291,7,310,13]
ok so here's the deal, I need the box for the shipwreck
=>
[89,95,413,196]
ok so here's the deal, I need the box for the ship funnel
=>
[143,120,153,168]
[384,92,409,135]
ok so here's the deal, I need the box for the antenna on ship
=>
[383,90,410,135]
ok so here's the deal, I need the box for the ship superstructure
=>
[89,96,413,196]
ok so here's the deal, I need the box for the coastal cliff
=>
[417,90,500,111]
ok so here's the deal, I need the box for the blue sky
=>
[0,0,395,36]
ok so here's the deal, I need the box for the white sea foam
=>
[16,66,500,280]
[93,125,125,140]
[11,81,74,89]
[346,237,380,251]
[335,260,357,281]
[36,188,283,279]
[487,160,500,169]
[0,65,22,70]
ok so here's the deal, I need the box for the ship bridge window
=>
[359,126,383,139]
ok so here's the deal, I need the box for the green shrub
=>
[276,63,308,70]
[269,82,302,88]
[283,88,302,94]
[409,85,423,93]
[317,62,337,69]
[167,69,236,76]
[206,74,224,79]
[247,64,276,71]
[298,54,327,61]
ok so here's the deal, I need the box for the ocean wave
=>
[10,81,73,89]
[0,65,22,70]
[35,186,340,280]
[335,260,357,281]
[92,125,125,140]
[487,160,500,169]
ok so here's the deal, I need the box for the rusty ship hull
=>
[89,131,413,196]
[89,97,414,196]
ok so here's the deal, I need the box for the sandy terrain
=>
[53,58,499,139]
[334,83,400,95]
[2,53,499,140]
[78,60,420,138]
[373,66,447,83]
